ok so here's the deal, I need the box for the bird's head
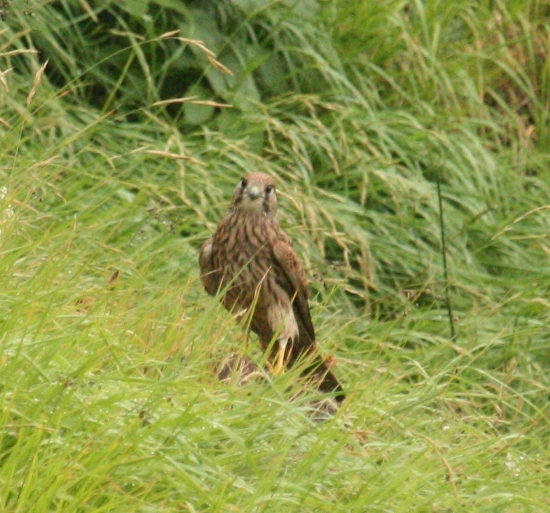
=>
[231,172,277,215]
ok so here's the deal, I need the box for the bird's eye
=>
[265,185,274,195]
[240,178,248,188]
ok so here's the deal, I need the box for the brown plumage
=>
[199,172,344,403]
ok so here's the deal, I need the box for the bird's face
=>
[232,173,277,215]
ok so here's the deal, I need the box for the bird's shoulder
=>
[199,237,221,296]
[199,237,213,271]
[271,237,309,298]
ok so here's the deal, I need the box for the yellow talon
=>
[268,340,287,376]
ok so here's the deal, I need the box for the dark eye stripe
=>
[240,178,248,188]
[265,185,274,194]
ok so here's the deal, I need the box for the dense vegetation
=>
[0,0,549,510]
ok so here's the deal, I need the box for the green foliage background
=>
[0,0,549,511]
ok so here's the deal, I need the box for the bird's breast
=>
[212,213,275,289]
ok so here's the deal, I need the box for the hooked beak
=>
[246,186,261,200]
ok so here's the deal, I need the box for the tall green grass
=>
[0,0,549,511]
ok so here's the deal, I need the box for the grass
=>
[0,0,549,511]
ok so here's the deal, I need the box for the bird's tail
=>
[309,359,345,404]
[261,331,346,404]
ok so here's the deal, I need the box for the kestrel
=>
[199,172,344,403]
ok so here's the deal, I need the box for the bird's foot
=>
[267,340,287,376]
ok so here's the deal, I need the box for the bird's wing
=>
[199,238,221,296]
[272,240,316,343]
[273,240,343,402]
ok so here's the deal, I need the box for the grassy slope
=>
[0,1,549,511]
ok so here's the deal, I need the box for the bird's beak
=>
[246,186,261,200]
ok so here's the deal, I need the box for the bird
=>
[199,172,344,404]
